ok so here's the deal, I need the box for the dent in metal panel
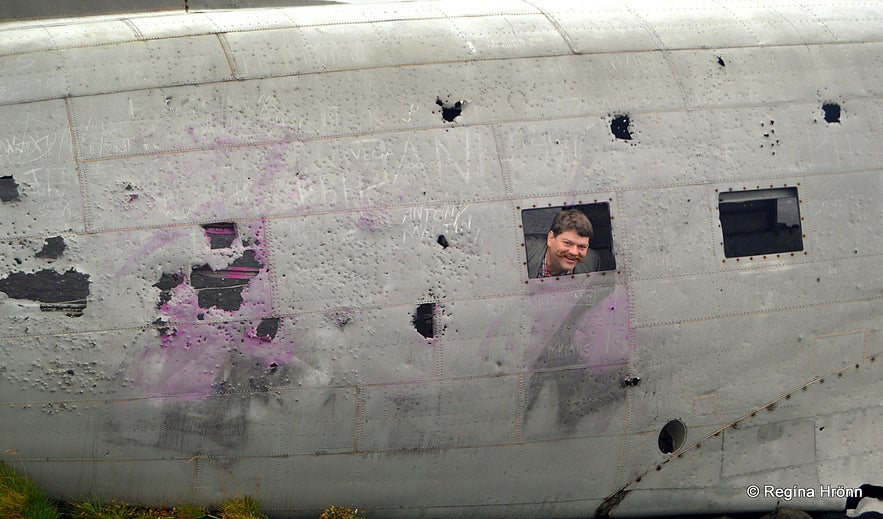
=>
[0,329,140,400]
[358,377,517,451]
[722,418,817,477]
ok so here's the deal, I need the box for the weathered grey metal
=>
[1,1,882,517]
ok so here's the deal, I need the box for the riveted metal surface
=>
[223,14,571,80]
[0,100,82,237]
[358,377,518,451]
[0,36,232,105]
[802,170,883,258]
[20,459,199,504]
[631,255,883,328]
[104,387,359,458]
[282,306,437,386]
[2,1,883,517]
[269,201,521,313]
[82,126,504,230]
[438,296,533,378]
[617,185,719,280]
[0,19,136,56]
[126,12,220,40]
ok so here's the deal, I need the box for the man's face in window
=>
[546,230,589,276]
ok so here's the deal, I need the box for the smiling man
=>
[526,209,601,278]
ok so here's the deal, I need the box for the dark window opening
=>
[521,203,616,279]
[719,188,803,258]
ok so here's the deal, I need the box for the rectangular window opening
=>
[521,203,616,279]
[718,187,803,258]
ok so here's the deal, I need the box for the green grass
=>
[0,466,312,519]
[319,506,365,519]
[219,497,266,519]
[0,461,61,519]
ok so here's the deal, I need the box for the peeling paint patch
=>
[202,222,237,249]
[154,272,184,308]
[0,269,90,317]
[0,175,20,202]
[610,114,632,140]
[35,236,66,259]
[190,250,262,311]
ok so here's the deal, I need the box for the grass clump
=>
[219,496,266,519]
[319,505,365,519]
[69,499,138,519]
[0,461,61,519]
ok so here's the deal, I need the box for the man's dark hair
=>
[550,209,594,239]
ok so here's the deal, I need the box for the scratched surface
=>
[1,1,883,518]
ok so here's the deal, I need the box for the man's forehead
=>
[554,230,589,243]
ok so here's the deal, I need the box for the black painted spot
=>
[717,56,725,67]
[0,175,20,202]
[36,236,66,260]
[611,114,632,140]
[255,318,279,342]
[412,303,435,339]
[154,272,184,308]
[436,98,463,122]
[202,222,237,249]
[822,102,841,123]
[190,250,262,311]
[437,234,449,248]
[0,269,90,317]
